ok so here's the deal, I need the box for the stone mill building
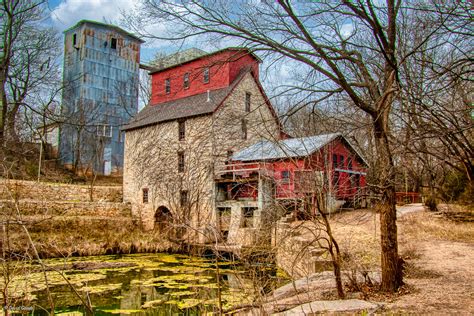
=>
[122,47,368,247]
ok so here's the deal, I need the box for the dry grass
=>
[2,216,178,258]
[399,211,474,243]
[330,210,381,271]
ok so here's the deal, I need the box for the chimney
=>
[207,90,210,102]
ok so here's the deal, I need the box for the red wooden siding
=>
[150,49,259,105]
[226,138,367,201]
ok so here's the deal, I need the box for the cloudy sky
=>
[46,0,305,97]
[47,0,162,62]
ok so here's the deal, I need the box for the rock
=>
[273,299,380,315]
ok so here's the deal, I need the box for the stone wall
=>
[274,217,333,279]
[0,179,122,202]
[123,72,280,242]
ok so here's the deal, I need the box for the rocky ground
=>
[244,204,474,315]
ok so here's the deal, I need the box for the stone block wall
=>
[0,179,122,202]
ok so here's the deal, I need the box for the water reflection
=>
[28,254,282,315]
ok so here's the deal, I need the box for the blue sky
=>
[45,0,303,100]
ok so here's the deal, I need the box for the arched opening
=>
[154,206,172,233]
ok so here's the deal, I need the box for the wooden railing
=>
[215,162,274,180]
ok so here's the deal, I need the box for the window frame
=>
[96,124,112,138]
[281,170,290,183]
[165,78,170,94]
[203,67,210,84]
[241,207,256,228]
[180,190,188,207]
[245,92,251,112]
[178,151,185,173]
[178,120,185,141]
[183,72,190,89]
[142,188,149,204]
[111,38,117,50]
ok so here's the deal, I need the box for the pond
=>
[10,253,287,315]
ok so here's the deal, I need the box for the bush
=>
[440,171,470,203]
[424,195,438,212]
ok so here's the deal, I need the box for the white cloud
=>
[50,0,136,32]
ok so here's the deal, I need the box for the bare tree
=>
[0,0,60,148]
[125,0,425,291]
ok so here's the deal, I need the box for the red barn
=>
[215,133,368,217]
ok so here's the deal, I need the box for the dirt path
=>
[397,203,425,217]
[388,240,474,314]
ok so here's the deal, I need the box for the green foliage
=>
[440,171,470,203]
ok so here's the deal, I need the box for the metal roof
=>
[64,20,145,43]
[232,133,341,161]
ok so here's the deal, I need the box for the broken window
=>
[245,92,251,112]
[241,119,247,140]
[178,120,185,141]
[180,190,188,207]
[165,78,170,94]
[96,125,112,137]
[178,151,185,173]
[142,188,149,203]
[184,73,190,89]
[204,67,210,83]
[111,38,117,49]
[241,207,256,228]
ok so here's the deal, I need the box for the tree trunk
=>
[373,115,403,292]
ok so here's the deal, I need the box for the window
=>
[348,158,353,170]
[241,207,256,228]
[165,78,170,94]
[180,190,188,207]
[333,154,338,168]
[227,150,234,159]
[142,188,149,203]
[178,151,185,173]
[72,34,77,46]
[96,125,112,137]
[183,73,189,89]
[281,170,290,183]
[203,67,210,83]
[119,131,125,143]
[241,119,247,140]
[111,38,117,49]
[339,155,344,168]
[178,120,185,141]
[245,92,251,112]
